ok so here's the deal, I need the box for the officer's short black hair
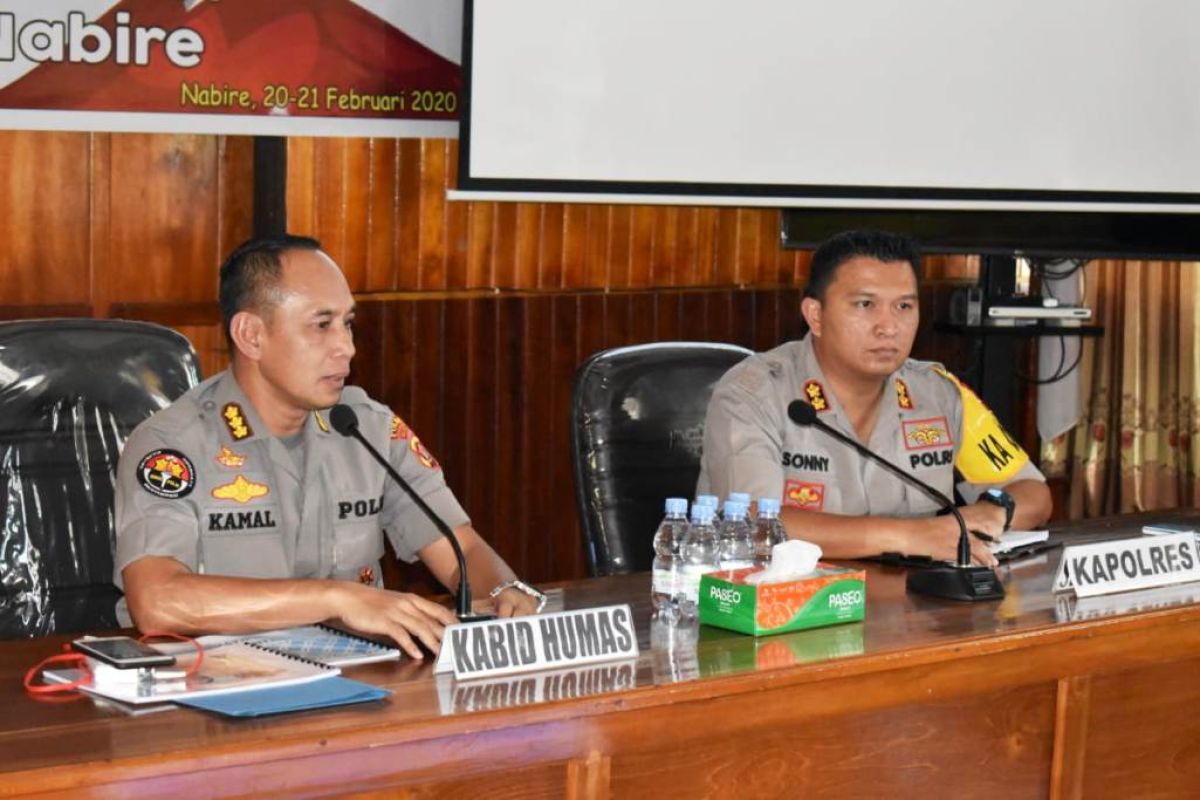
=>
[218,234,322,338]
[804,229,922,301]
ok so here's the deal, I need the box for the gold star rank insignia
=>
[222,403,253,440]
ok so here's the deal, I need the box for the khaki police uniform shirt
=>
[113,370,469,593]
[697,336,1044,515]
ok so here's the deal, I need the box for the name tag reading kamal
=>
[434,605,639,681]
[1053,533,1200,598]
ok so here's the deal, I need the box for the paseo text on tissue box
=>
[698,564,866,636]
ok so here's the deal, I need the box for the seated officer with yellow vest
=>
[697,230,1052,566]
[115,235,542,660]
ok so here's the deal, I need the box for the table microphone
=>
[329,404,495,622]
[786,400,1004,602]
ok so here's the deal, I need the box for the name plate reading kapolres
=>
[434,605,638,681]
[1053,533,1200,598]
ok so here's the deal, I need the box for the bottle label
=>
[652,568,679,596]
[678,564,711,601]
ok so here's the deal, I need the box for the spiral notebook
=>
[237,624,401,667]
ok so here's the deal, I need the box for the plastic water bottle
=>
[752,497,787,567]
[717,500,755,571]
[651,497,689,616]
[678,504,718,618]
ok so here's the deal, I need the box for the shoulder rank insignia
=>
[215,446,246,468]
[803,380,830,412]
[390,414,413,441]
[137,449,196,499]
[410,436,440,470]
[222,403,253,440]
[931,365,1029,483]
[211,475,270,504]
[895,378,915,410]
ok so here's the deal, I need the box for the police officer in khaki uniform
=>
[116,235,543,659]
[698,230,1052,565]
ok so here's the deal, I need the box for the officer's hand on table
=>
[470,588,540,618]
[911,509,1000,568]
[493,587,540,618]
[333,583,458,660]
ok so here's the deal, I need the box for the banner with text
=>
[0,0,461,137]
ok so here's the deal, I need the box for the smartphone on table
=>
[71,636,177,669]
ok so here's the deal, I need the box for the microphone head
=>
[787,400,819,427]
[328,404,359,436]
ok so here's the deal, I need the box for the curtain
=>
[1040,260,1200,517]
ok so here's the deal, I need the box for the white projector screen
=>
[457,0,1200,212]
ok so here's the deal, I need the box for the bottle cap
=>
[694,494,719,509]
[690,505,715,524]
[664,497,688,515]
[758,498,781,515]
[723,500,748,519]
[728,492,752,505]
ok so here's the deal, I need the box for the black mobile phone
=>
[71,636,177,669]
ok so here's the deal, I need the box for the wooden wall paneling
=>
[559,205,589,289]
[654,290,682,342]
[736,208,763,284]
[285,137,317,236]
[653,206,678,286]
[0,132,91,308]
[88,133,113,317]
[492,202,519,289]
[713,209,739,286]
[521,295,555,580]
[464,201,494,289]
[536,204,563,291]
[464,298,500,543]
[106,135,226,307]
[552,293,585,579]
[513,203,542,289]
[363,138,399,292]
[341,138,372,289]
[626,291,657,346]
[438,298,471,503]
[605,206,632,291]
[490,296,524,569]
[584,206,611,288]
[216,136,254,261]
[690,207,716,286]
[394,139,422,290]
[627,206,655,289]
[418,140,449,290]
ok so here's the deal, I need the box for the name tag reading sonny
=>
[1053,533,1200,598]
[434,605,639,680]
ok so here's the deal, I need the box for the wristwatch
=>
[490,579,548,613]
[980,488,1016,531]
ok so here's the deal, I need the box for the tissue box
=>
[698,563,866,636]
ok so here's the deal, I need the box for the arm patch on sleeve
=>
[932,366,1029,483]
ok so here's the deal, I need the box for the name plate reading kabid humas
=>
[1053,532,1200,598]
[434,605,638,681]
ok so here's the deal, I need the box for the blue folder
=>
[177,676,390,718]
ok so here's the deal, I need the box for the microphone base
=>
[456,611,497,624]
[906,565,1005,602]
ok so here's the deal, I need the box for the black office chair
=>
[571,342,753,576]
[0,319,201,638]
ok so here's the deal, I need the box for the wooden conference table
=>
[2,512,1199,799]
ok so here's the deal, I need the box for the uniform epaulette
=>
[731,356,775,394]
